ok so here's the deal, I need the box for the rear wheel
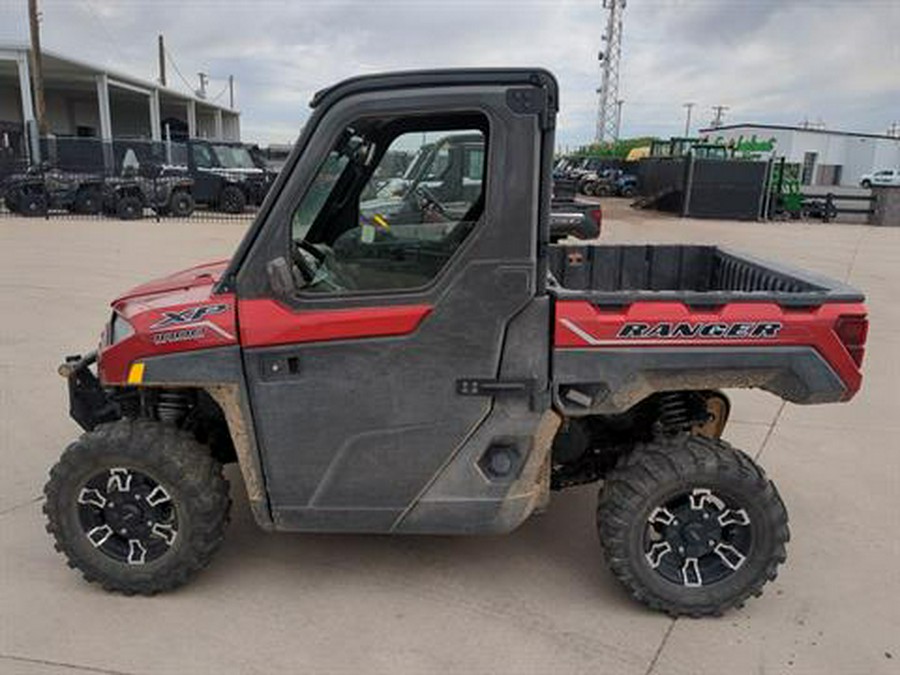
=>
[74,188,102,215]
[597,434,788,616]
[44,420,230,594]
[20,187,48,217]
[218,185,246,214]
[116,194,143,220]
[861,179,871,189]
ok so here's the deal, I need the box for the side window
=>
[290,122,487,295]
[192,144,213,169]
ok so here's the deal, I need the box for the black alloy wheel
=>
[643,487,752,588]
[20,188,48,217]
[44,420,230,594]
[76,467,179,566]
[116,195,143,220]
[597,434,789,616]
[168,190,195,218]
[218,185,246,214]
[74,189,102,215]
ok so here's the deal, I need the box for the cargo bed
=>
[548,244,864,306]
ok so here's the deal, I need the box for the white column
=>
[95,74,112,141]
[214,109,223,141]
[186,99,197,139]
[95,73,113,172]
[15,50,38,162]
[149,89,161,142]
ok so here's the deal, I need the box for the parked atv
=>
[179,140,275,214]
[3,164,104,217]
[103,165,195,220]
[614,173,639,198]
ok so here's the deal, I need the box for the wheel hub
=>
[76,467,178,565]
[644,488,752,587]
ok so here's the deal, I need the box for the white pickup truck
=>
[860,168,900,188]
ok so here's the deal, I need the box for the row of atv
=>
[3,161,271,220]
[554,157,639,198]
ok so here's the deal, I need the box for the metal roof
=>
[0,42,238,114]
[700,122,897,142]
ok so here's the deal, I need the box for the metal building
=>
[700,123,900,187]
[0,43,240,166]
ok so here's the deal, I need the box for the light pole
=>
[683,102,695,137]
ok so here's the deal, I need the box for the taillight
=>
[835,315,868,367]
[588,207,602,229]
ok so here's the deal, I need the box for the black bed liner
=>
[548,244,864,307]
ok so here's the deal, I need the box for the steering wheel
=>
[413,184,450,219]
[296,238,327,264]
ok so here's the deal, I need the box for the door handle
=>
[260,355,301,380]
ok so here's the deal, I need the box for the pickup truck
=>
[46,69,867,616]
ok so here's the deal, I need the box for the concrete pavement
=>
[1,207,897,674]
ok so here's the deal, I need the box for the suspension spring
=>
[156,390,190,425]
[656,392,694,432]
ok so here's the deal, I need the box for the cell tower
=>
[595,0,626,143]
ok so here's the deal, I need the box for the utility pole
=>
[157,34,166,87]
[711,105,729,129]
[683,102,695,137]
[28,0,47,136]
[595,0,626,143]
[228,74,234,109]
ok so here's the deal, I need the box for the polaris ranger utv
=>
[46,69,868,616]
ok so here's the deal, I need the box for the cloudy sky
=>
[1,0,898,148]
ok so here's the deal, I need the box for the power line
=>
[209,82,229,103]
[164,46,197,93]
[80,0,128,66]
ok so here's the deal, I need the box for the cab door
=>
[233,79,551,532]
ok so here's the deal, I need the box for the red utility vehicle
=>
[46,69,867,616]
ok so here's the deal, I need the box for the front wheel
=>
[860,179,871,189]
[597,434,789,616]
[168,190,195,218]
[218,185,246,214]
[44,420,230,594]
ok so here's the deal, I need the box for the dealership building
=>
[0,43,240,165]
[699,123,900,187]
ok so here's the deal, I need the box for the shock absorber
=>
[156,390,191,425]
[655,392,694,434]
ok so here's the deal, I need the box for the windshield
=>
[212,145,256,169]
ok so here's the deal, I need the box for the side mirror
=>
[266,257,295,297]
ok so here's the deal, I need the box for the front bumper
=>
[59,351,120,431]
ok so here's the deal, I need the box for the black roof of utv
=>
[218,68,559,294]
[310,68,559,111]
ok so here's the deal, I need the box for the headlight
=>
[109,312,135,345]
